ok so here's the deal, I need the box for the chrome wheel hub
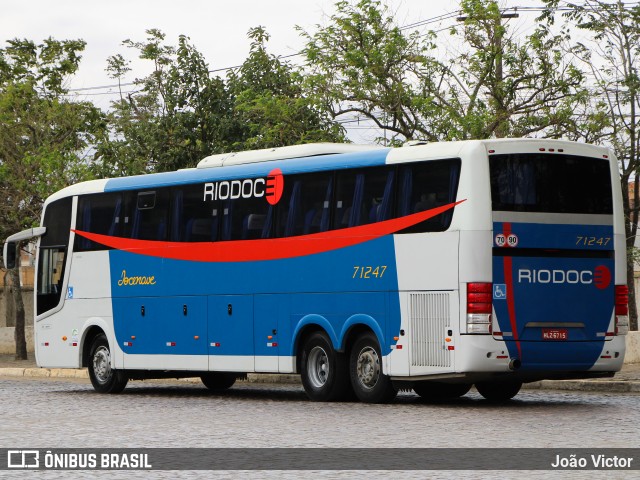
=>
[307,346,330,388]
[356,346,380,389]
[93,346,111,384]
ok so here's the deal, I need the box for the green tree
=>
[542,0,640,330]
[300,0,430,144]
[0,38,105,358]
[229,26,345,149]
[103,28,345,174]
[300,0,586,143]
[100,29,240,174]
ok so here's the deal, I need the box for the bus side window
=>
[333,173,360,229]
[172,185,220,242]
[131,190,170,241]
[362,167,395,224]
[75,193,123,252]
[277,173,332,237]
[396,159,461,233]
[221,188,272,241]
[333,167,394,229]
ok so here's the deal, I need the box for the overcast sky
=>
[1,0,535,142]
[1,1,457,92]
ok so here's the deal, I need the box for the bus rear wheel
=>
[300,332,350,401]
[200,373,237,392]
[475,381,522,402]
[413,382,472,400]
[88,333,128,394]
[349,333,397,403]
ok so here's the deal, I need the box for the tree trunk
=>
[9,268,27,360]
[4,272,14,327]
[628,259,639,331]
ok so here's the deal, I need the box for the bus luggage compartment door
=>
[208,295,254,372]
[115,296,207,369]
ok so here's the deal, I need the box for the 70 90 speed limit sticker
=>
[495,233,518,247]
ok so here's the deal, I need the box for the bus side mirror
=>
[3,241,17,269]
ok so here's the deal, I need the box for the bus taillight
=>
[614,285,629,335]
[467,283,492,334]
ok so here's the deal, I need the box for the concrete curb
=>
[523,380,640,393]
[2,367,639,393]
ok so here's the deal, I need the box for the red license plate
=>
[542,328,568,340]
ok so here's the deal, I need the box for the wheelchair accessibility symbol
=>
[493,284,507,300]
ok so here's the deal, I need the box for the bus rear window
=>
[489,153,613,214]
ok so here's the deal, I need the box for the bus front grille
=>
[409,292,451,368]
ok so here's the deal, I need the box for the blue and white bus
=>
[3,139,629,402]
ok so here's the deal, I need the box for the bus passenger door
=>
[208,295,254,372]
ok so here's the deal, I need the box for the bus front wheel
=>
[88,333,128,394]
[475,381,522,402]
[200,373,237,392]
[349,333,397,403]
[300,332,350,401]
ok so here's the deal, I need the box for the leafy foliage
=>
[300,0,586,143]
[229,26,346,150]
[0,38,104,242]
[100,28,344,175]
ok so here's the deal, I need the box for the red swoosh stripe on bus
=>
[501,222,522,360]
[73,200,465,263]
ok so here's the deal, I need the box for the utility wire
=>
[63,2,638,96]
[63,7,466,95]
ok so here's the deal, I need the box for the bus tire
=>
[300,331,350,401]
[475,380,522,402]
[413,382,472,400]
[349,332,397,403]
[88,333,128,394]
[200,373,237,392]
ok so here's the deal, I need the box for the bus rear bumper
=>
[444,334,626,383]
